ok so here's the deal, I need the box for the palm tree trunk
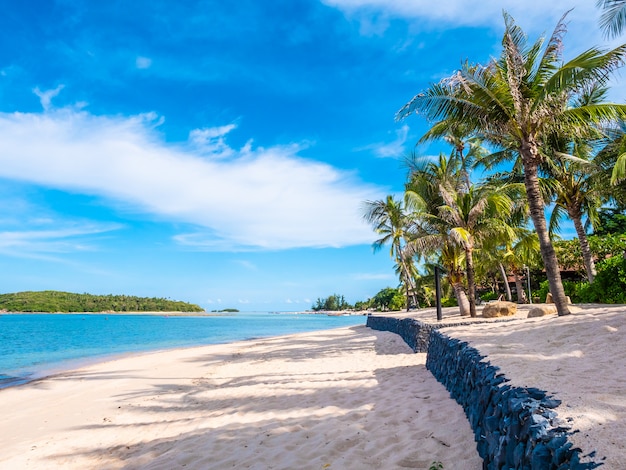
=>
[404,281,411,312]
[570,211,597,283]
[521,151,570,315]
[514,270,527,303]
[499,262,512,301]
[465,247,477,317]
[452,282,470,316]
[398,251,415,312]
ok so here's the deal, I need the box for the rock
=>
[545,293,572,304]
[483,301,517,318]
[527,305,558,318]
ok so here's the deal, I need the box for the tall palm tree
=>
[363,195,415,311]
[397,12,626,316]
[547,149,603,282]
[543,85,614,283]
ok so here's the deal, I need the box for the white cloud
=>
[33,85,65,111]
[0,223,121,257]
[233,259,258,270]
[322,1,611,55]
[0,108,384,250]
[188,124,238,158]
[359,124,410,158]
[136,56,152,69]
[322,0,596,28]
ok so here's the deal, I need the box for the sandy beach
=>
[441,304,626,469]
[3,305,624,469]
[0,325,481,469]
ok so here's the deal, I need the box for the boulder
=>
[482,301,517,318]
[545,293,572,304]
[527,305,558,318]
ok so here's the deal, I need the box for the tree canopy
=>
[0,291,204,313]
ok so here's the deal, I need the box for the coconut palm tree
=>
[404,154,471,315]
[547,149,604,282]
[405,154,516,317]
[362,195,415,311]
[397,12,626,316]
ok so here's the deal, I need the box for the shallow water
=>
[0,312,366,388]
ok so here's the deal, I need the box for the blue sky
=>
[0,1,621,311]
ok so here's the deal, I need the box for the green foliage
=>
[0,291,204,313]
[536,280,587,303]
[429,462,443,470]
[554,234,626,276]
[480,291,500,302]
[211,308,239,313]
[353,300,371,311]
[584,255,626,303]
[594,208,626,236]
[370,287,406,311]
[537,254,626,303]
[312,294,352,311]
[441,297,458,307]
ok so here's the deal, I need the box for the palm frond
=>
[598,0,626,38]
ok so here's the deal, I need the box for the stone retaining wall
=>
[366,315,601,469]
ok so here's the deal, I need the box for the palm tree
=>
[363,195,415,311]
[543,85,614,283]
[404,154,471,315]
[397,12,626,316]
[547,150,603,282]
[598,0,626,38]
[405,154,515,317]
[437,183,515,316]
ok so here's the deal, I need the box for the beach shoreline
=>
[0,325,482,469]
[3,305,624,468]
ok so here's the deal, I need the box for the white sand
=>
[0,325,481,469]
[442,304,626,469]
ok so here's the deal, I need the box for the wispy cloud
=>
[359,124,409,158]
[0,108,384,251]
[233,259,258,270]
[136,56,152,69]
[0,223,121,257]
[322,0,597,29]
[33,85,65,111]
[322,1,607,53]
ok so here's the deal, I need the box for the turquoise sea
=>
[0,312,366,389]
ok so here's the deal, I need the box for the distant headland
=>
[0,291,204,313]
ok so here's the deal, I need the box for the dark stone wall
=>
[366,315,602,469]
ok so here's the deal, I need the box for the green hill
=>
[0,291,204,313]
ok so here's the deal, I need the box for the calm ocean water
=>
[0,312,366,389]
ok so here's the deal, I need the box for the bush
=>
[371,287,406,311]
[441,297,458,307]
[480,291,500,302]
[537,255,626,304]
[585,255,626,303]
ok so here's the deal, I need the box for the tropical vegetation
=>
[362,8,626,316]
[0,291,204,313]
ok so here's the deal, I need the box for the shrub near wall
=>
[426,330,601,469]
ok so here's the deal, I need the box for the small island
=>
[0,291,204,313]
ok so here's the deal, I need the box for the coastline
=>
[0,325,482,469]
